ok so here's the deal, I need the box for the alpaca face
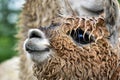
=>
[24,17,120,79]
[23,16,115,64]
[21,0,120,79]
[24,0,120,64]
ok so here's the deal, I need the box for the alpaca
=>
[23,0,120,80]
[17,0,120,80]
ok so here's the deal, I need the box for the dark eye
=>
[68,28,94,45]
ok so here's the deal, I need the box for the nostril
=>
[25,42,31,52]
[25,46,30,52]
[28,29,46,39]
[29,31,42,39]
[25,42,35,53]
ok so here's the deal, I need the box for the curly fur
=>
[17,0,120,80]
[33,16,119,80]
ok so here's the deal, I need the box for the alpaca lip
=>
[26,47,50,53]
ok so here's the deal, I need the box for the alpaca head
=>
[24,16,120,79]
[23,0,120,79]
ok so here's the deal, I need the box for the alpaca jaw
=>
[24,29,52,63]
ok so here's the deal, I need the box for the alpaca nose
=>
[24,29,50,54]
[28,29,45,39]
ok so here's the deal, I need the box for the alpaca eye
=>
[68,28,94,45]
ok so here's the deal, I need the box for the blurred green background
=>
[0,0,120,63]
[0,0,25,63]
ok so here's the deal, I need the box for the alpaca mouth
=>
[26,47,50,53]
[67,28,95,45]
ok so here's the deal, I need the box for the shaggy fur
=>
[32,16,119,80]
[17,0,120,80]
